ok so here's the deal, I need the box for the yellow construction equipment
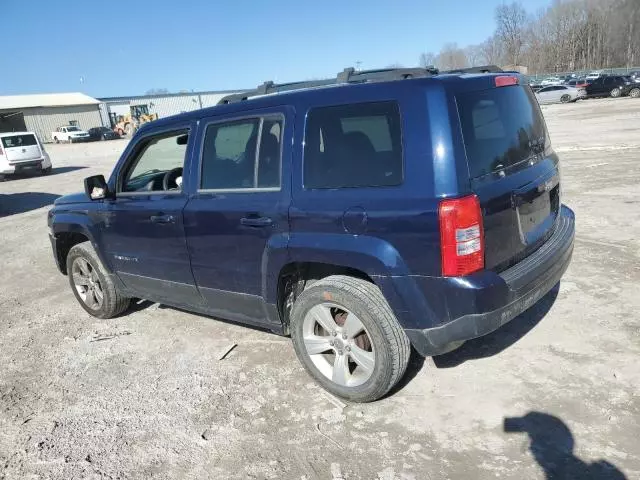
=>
[113,105,159,136]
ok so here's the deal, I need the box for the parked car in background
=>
[585,71,604,81]
[88,127,120,141]
[540,76,563,86]
[0,131,52,178]
[628,71,640,82]
[52,126,90,143]
[48,67,575,402]
[535,85,584,104]
[565,78,589,88]
[584,75,637,98]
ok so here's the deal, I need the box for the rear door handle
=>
[150,214,175,224]
[240,216,273,227]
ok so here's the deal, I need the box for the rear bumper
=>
[0,156,50,174]
[403,205,575,356]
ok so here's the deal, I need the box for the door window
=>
[121,130,189,193]
[200,116,283,190]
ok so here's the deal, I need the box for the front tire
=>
[41,167,52,175]
[290,275,410,402]
[66,241,131,319]
[560,94,571,103]
[630,88,640,98]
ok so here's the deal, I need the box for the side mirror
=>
[84,175,111,200]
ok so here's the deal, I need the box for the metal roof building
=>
[0,93,103,143]
[98,90,239,127]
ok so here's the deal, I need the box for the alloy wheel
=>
[302,303,375,387]
[71,258,104,310]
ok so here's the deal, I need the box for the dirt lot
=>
[1,98,639,480]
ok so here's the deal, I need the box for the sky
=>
[3,0,552,98]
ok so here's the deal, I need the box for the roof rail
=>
[441,65,504,74]
[217,66,439,104]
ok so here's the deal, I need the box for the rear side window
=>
[304,101,403,189]
[200,116,283,190]
[2,134,38,148]
[457,86,547,179]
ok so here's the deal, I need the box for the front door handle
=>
[150,214,175,224]
[240,216,273,227]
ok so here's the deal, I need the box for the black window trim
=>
[197,112,285,194]
[116,125,191,197]
[302,100,405,190]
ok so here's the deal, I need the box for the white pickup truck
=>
[52,126,90,143]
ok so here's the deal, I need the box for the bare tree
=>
[435,43,469,70]
[419,52,437,68]
[495,2,528,65]
[480,35,504,65]
[465,45,484,66]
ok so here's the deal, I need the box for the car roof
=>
[142,72,513,133]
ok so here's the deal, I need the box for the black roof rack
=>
[217,65,499,105]
[218,66,439,105]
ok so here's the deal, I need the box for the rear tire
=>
[611,87,622,98]
[560,94,571,103]
[290,275,410,402]
[41,167,52,175]
[66,241,131,319]
[630,88,640,98]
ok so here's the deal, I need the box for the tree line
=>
[420,0,639,73]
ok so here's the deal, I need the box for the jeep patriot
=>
[48,67,575,402]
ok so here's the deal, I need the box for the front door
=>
[183,108,292,325]
[100,125,202,306]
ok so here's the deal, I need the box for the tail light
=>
[495,76,518,87]
[439,195,484,276]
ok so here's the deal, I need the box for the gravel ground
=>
[1,98,639,480]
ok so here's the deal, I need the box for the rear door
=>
[456,79,560,271]
[1,134,42,162]
[182,107,292,325]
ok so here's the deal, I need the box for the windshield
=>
[457,85,547,179]
[2,134,38,148]
[66,126,81,132]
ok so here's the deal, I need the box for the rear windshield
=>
[457,85,547,179]
[1,134,38,148]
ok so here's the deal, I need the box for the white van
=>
[0,131,52,178]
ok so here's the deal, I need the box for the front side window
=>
[304,101,403,189]
[122,130,188,193]
[200,116,283,190]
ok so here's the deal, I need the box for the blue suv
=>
[48,67,575,402]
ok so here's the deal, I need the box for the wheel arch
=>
[266,234,411,333]
[51,218,109,275]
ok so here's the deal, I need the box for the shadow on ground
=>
[434,284,560,368]
[504,411,627,479]
[0,192,61,217]
[1,166,87,181]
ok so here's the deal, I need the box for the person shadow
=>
[504,412,627,479]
